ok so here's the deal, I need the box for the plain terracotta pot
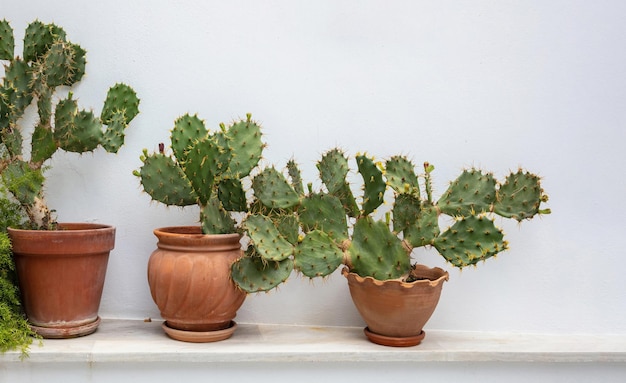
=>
[7,223,114,338]
[147,226,246,342]
[343,264,449,347]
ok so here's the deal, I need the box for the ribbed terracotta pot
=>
[147,226,246,342]
[7,223,114,338]
[343,264,449,347]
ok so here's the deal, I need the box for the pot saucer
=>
[162,321,237,343]
[31,316,101,339]
[363,327,425,347]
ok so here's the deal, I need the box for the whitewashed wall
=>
[3,0,625,335]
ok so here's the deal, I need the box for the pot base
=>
[162,321,237,343]
[364,327,426,347]
[30,316,101,339]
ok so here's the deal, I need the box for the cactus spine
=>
[0,20,140,229]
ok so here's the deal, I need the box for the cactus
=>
[136,113,266,235]
[229,147,550,293]
[0,20,140,229]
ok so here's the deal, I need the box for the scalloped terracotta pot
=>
[343,265,449,347]
[7,223,114,339]
[147,226,246,342]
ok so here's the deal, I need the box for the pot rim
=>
[341,265,449,289]
[153,226,241,239]
[7,222,115,233]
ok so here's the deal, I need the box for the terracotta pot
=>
[343,265,449,347]
[7,223,114,338]
[147,226,246,342]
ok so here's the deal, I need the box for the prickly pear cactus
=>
[0,20,140,229]
[136,113,266,235]
[229,146,550,293]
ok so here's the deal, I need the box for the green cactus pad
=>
[274,213,299,245]
[41,41,75,88]
[334,182,360,218]
[437,168,497,217]
[286,159,304,195]
[295,229,344,278]
[401,203,441,248]
[209,130,232,177]
[224,115,263,178]
[231,253,293,293]
[100,83,140,126]
[53,94,78,138]
[348,217,410,280]
[318,148,350,194]
[217,178,248,212]
[31,123,57,163]
[494,170,546,222]
[299,193,348,241]
[385,155,420,197]
[23,21,65,63]
[433,215,507,268]
[182,137,219,205]
[200,194,236,234]
[0,87,9,130]
[1,160,44,205]
[101,111,127,153]
[252,167,300,209]
[36,88,52,124]
[0,115,22,156]
[4,59,33,117]
[0,20,14,60]
[139,153,196,206]
[64,43,86,86]
[244,214,294,262]
[56,109,102,153]
[356,154,385,216]
[170,114,208,163]
[391,192,421,233]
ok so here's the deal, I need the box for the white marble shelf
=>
[3,319,626,364]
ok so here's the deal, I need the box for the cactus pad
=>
[0,20,14,60]
[101,83,140,125]
[31,123,57,163]
[437,168,496,217]
[170,114,208,163]
[356,154,385,216]
[385,155,420,197]
[299,193,348,241]
[401,203,440,248]
[433,215,507,268]
[286,159,304,195]
[318,148,350,194]
[182,137,219,205]
[101,111,127,153]
[252,167,300,209]
[495,169,547,221]
[244,214,294,262]
[223,114,263,178]
[231,252,293,293]
[138,153,196,206]
[200,195,236,234]
[295,229,344,278]
[348,217,409,280]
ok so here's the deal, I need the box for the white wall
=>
[3,1,625,335]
